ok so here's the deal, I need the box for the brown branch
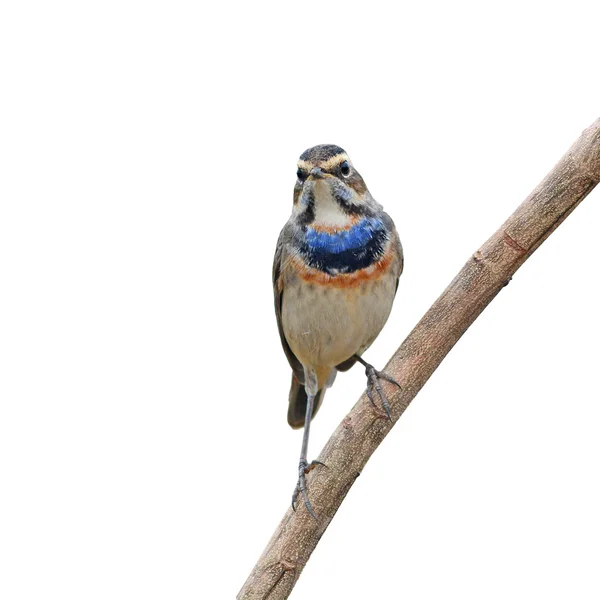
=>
[238,118,600,600]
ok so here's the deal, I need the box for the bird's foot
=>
[291,459,326,519]
[364,364,402,421]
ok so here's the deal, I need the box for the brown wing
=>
[273,233,305,385]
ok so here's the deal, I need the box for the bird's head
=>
[293,145,374,225]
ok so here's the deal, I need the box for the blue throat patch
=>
[304,217,384,253]
[301,217,388,274]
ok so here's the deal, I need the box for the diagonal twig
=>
[238,117,600,600]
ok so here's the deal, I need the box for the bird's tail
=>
[287,370,337,429]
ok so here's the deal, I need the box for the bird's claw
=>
[365,365,401,421]
[291,459,326,519]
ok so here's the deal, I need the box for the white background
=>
[1,2,599,599]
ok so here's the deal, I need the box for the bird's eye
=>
[340,161,350,176]
[297,168,307,182]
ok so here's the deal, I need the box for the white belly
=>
[282,273,397,371]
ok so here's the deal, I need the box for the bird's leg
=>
[291,371,325,519]
[353,354,402,421]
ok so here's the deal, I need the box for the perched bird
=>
[273,144,404,517]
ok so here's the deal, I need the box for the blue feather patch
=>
[305,217,385,254]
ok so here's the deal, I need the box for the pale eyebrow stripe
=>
[297,160,313,171]
[320,154,349,170]
[297,154,350,172]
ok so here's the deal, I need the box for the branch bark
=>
[238,118,600,600]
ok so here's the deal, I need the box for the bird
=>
[273,144,404,518]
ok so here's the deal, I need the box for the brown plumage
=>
[273,144,403,517]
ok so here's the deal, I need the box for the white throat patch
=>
[313,180,351,228]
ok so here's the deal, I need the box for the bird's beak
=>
[309,167,325,179]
